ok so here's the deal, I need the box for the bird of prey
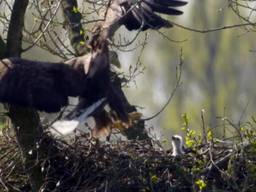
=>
[171,134,185,156]
[62,0,188,121]
[111,0,187,31]
[0,58,88,112]
[89,0,187,43]
[0,0,187,123]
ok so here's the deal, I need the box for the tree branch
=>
[61,0,90,56]
[4,0,44,191]
[0,36,5,59]
[5,0,28,57]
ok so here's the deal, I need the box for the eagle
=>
[0,0,187,122]
[171,134,185,156]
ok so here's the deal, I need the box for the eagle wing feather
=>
[119,0,187,31]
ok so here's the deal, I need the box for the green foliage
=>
[195,179,207,191]
[150,175,159,184]
[71,6,80,14]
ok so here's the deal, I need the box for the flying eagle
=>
[0,0,187,121]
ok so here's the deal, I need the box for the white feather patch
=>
[50,98,106,135]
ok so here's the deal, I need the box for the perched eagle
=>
[0,0,187,121]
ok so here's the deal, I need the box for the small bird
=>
[171,134,185,157]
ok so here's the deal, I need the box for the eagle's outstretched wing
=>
[0,58,87,112]
[0,46,127,121]
[0,50,127,121]
[120,0,187,31]
[58,0,188,122]
[0,0,187,123]
[93,0,187,39]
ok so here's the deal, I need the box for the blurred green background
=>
[119,0,256,139]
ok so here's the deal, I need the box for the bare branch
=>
[171,20,256,33]
[61,0,90,55]
[5,0,29,57]
[142,49,184,121]
[22,0,62,52]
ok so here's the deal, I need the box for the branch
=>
[0,36,5,59]
[22,0,62,52]
[142,49,183,121]
[4,0,45,191]
[170,20,256,34]
[5,0,28,57]
[61,0,90,56]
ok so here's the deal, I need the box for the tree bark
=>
[61,0,90,56]
[0,36,5,58]
[5,0,44,191]
[5,0,28,58]
[8,107,44,191]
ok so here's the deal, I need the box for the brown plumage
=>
[98,0,187,36]
[0,0,187,122]
[120,0,187,31]
[0,58,87,112]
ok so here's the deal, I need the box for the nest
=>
[1,131,256,192]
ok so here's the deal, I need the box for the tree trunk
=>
[8,107,44,191]
[5,0,45,191]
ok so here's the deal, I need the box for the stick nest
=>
[1,131,256,192]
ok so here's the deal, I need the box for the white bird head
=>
[171,134,185,157]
